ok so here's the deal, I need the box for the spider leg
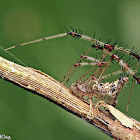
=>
[87,97,94,119]
[62,45,100,87]
[127,61,139,112]
[5,33,67,51]
[99,69,123,81]
[67,29,140,61]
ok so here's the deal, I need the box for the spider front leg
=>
[63,55,106,86]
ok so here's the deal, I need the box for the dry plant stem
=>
[0,56,140,140]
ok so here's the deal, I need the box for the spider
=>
[63,27,140,118]
[5,26,140,118]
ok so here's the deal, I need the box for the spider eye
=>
[99,83,103,86]
[112,88,115,93]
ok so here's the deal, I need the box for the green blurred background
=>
[0,0,140,139]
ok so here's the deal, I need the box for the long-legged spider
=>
[5,27,140,118]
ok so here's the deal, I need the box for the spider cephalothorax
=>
[70,77,128,107]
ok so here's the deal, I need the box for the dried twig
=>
[0,56,140,140]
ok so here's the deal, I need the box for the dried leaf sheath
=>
[0,56,111,134]
[0,56,140,139]
[0,56,99,117]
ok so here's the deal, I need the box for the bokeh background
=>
[0,0,140,140]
